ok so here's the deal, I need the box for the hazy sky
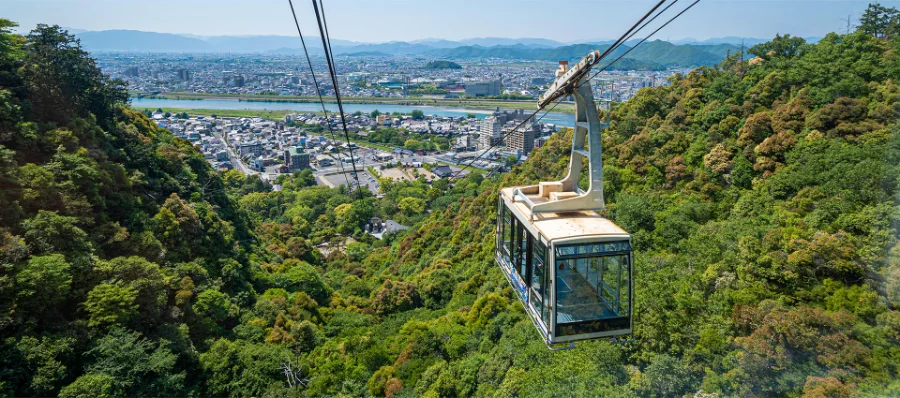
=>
[5,0,897,42]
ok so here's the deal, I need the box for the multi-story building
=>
[376,114,391,126]
[492,108,527,124]
[455,134,477,150]
[505,124,536,156]
[479,116,503,148]
[177,68,191,81]
[238,140,263,157]
[465,79,502,97]
[284,147,310,171]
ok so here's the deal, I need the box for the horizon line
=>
[9,26,802,45]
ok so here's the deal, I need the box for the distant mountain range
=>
[670,36,822,46]
[412,37,566,48]
[73,29,758,69]
[670,36,770,46]
[74,30,359,53]
[423,40,732,69]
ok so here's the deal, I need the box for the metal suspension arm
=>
[511,50,608,217]
[538,50,601,108]
[513,79,607,216]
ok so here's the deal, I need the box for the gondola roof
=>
[500,187,628,242]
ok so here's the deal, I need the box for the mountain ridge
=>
[73,28,737,68]
[3,15,900,398]
[73,29,737,70]
[425,40,735,68]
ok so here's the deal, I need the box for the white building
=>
[479,116,503,149]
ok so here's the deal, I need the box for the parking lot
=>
[317,170,379,192]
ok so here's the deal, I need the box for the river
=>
[130,97,576,126]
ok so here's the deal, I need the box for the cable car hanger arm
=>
[537,50,600,108]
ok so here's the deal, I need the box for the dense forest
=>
[423,61,462,70]
[1,4,900,397]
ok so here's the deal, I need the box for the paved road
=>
[215,136,464,183]
[213,130,257,175]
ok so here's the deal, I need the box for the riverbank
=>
[130,97,577,126]
[132,107,297,121]
[135,92,576,113]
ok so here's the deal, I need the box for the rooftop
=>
[286,146,307,156]
[500,187,629,243]
[433,165,453,178]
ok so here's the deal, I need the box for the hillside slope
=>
[289,31,900,397]
[1,18,900,398]
[0,22,264,396]
[230,30,900,397]
[427,41,732,68]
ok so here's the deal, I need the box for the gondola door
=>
[528,240,551,334]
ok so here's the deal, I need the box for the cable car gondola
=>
[495,54,633,345]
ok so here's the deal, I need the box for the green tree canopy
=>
[859,2,900,38]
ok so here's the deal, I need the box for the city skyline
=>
[5,0,896,43]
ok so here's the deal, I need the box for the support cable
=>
[445,0,674,182]
[286,0,353,191]
[533,0,672,112]
[317,0,338,79]
[595,0,669,64]
[311,0,364,199]
[447,100,562,182]
[620,0,680,47]
[580,0,701,88]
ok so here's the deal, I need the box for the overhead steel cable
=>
[313,0,340,95]
[620,0,680,46]
[580,0,701,88]
[595,0,669,63]
[597,0,675,65]
[286,0,353,190]
[316,0,338,78]
[533,0,671,111]
[446,0,675,182]
[310,0,365,199]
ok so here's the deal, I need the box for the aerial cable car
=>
[495,51,633,345]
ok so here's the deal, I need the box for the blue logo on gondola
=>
[507,267,528,300]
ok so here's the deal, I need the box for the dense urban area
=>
[143,107,563,187]
[92,30,731,187]
[107,52,688,186]
[101,53,677,103]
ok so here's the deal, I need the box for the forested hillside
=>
[0,20,265,396]
[426,41,725,70]
[1,7,900,398]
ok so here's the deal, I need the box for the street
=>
[216,134,466,187]
[212,130,258,176]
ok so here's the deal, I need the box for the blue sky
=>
[5,0,897,42]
